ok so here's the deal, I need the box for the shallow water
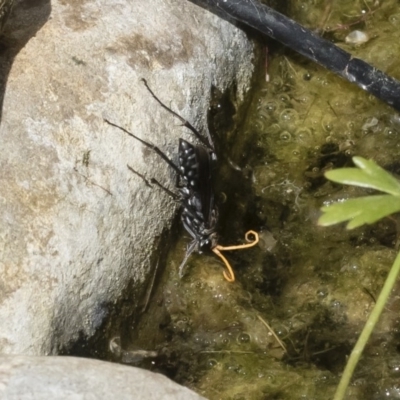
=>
[108,1,400,399]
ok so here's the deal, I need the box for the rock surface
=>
[0,355,206,399]
[0,0,254,355]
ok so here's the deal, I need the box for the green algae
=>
[109,1,400,399]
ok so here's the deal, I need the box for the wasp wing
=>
[179,139,216,228]
[194,144,215,229]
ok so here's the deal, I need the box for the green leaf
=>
[325,157,400,196]
[318,195,400,229]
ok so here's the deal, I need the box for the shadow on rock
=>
[0,0,51,120]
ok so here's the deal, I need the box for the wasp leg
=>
[127,165,153,188]
[104,118,181,176]
[178,239,198,278]
[141,78,215,152]
[127,165,180,201]
[150,178,180,201]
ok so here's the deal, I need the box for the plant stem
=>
[334,250,400,400]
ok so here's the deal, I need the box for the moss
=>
[112,1,400,398]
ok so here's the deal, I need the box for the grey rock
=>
[0,0,254,356]
[0,355,206,399]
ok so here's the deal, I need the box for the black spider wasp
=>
[104,79,258,282]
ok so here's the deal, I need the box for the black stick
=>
[189,0,400,112]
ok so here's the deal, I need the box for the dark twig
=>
[73,167,112,196]
[188,0,400,112]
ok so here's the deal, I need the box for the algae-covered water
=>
[110,1,400,399]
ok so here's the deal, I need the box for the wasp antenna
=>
[212,247,235,282]
[211,230,259,283]
[214,231,259,252]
